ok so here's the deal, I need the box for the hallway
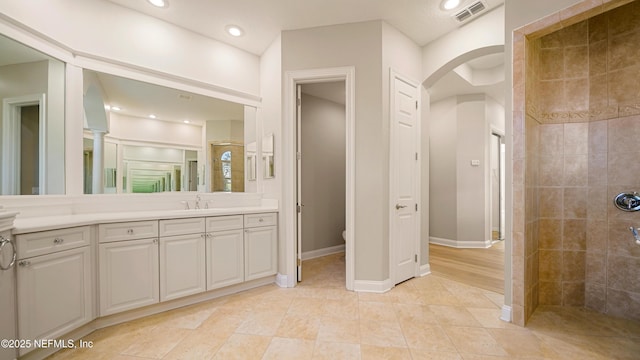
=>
[46,252,640,359]
[429,241,505,294]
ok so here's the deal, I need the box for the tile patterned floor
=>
[49,253,640,359]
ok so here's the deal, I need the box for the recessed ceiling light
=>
[225,25,244,37]
[111,106,121,111]
[441,0,461,10]
[183,120,190,124]
[148,0,168,8]
[149,114,157,119]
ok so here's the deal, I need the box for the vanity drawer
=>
[159,217,205,237]
[206,215,244,232]
[244,213,277,228]
[99,221,158,243]
[16,226,90,259]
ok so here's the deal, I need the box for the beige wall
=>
[282,21,385,281]
[532,2,640,320]
[507,0,586,326]
[300,93,346,254]
[429,95,505,247]
[514,0,640,324]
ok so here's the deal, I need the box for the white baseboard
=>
[420,263,431,276]
[301,244,345,260]
[500,305,512,322]
[275,273,289,288]
[430,237,491,248]
[353,278,393,293]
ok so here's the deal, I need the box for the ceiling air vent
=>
[453,1,487,22]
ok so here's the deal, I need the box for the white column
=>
[92,130,106,194]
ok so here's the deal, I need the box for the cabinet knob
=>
[53,237,64,244]
[259,218,264,222]
[153,239,158,244]
[127,229,134,235]
[18,260,31,267]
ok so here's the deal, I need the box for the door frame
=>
[490,128,505,241]
[284,67,355,290]
[388,69,421,284]
[2,94,47,195]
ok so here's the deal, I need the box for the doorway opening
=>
[296,81,346,286]
[284,67,355,290]
[2,94,46,195]
[209,142,244,192]
[490,131,505,242]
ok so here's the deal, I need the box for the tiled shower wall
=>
[525,1,640,321]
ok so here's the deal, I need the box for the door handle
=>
[395,204,407,210]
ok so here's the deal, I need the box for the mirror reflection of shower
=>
[490,132,505,241]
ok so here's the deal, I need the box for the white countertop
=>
[12,206,278,234]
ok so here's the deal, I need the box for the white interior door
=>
[296,84,303,282]
[391,73,419,285]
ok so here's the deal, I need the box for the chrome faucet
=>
[629,227,640,245]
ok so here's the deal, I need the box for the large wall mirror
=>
[82,70,256,194]
[0,34,66,195]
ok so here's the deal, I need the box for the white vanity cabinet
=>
[15,226,92,355]
[159,218,206,301]
[98,221,159,316]
[244,213,278,281]
[206,215,244,290]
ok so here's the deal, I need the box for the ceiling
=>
[92,71,244,125]
[429,52,505,105]
[106,0,505,56]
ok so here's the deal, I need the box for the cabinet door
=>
[17,247,92,355]
[244,226,277,281]
[160,234,206,301]
[206,229,244,290]
[99,239,159,316]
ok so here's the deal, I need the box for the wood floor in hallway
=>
[429,241,505,294]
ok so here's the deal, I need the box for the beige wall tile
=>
[563,189,588,219]
[607,151,640,187]
[607,255,640,293]
[539,219,562,249]
[608,66,640,105]
[563,155,588,186]
[589,40,607,76]
[563,219,587,249]
[586,252,607,285]
[562,251,586,281]
[588,153,608,186]
[586,219,608,252]
[589,13,608,43]
[539,187,563,218]
[609,30,640,71]
[539,250,563,281]
[565,46,589,79]
[539,281,563,305]
[607,0,640,36]
[562,282,586,306]
[585,283,607,312]
[608,115,640,154]
[606,288,640,320]
[608,221,640,258]
[564,122,589,154]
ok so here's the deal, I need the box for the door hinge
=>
[415,101,418,110]
[297,258,301,266]
[414,254,418,263]
[296,204,302,213]
[297,98,301,106]
[415,203,418,211]
[415,152,418,161]
[297,152,301,160]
